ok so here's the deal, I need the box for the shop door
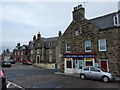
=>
[101,61,107,71]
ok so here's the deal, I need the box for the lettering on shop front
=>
[65,55,94,58]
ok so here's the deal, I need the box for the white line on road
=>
[7,81,26,90]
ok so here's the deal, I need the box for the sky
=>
[0,0,120,54]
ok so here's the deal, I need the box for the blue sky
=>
[0,1,119,54]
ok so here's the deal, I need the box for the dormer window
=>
[113,14,119,26]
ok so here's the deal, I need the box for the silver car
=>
[80,66,116,83]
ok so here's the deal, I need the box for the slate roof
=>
[41,37,58,49]
[89,10,120,29]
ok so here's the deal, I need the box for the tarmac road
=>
[2,63,120,89]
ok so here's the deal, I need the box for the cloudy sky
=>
[0,0,119,54]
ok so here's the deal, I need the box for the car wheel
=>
[80,74,86,80]
[102,76,109,83]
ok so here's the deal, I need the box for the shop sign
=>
[65,54,94,58]
[84,55,94,58]
[66,58,72,60]
[86,58,93,61]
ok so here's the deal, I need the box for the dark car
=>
[0,66,6,90]
[9,59,15,64]
[2,60,11,67]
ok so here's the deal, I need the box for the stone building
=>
[28,32,58,64]
[13,43,29,62]
[57,5,120,75]
[1,49,13,61]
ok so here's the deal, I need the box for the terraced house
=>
[13,4,120,75]
[57,5,120,75]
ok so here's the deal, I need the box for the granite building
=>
[28,32,58,64]
[57,5,120,75]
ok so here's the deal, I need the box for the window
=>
[49,49,52,53]
[37,49,40,54]
[49,56,52,62]
[21,51,23,55]
[75,27,82,36]
[31,50,33,54]
[113,14,119,26]
[98,39,107,51]
[67,61,72,68]
[75,30,80,36]
[90,67,100,72]
[85,40,91,52]
[83,67,89,71]
[66,43,71,53]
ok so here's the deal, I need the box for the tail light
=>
[0,69,5,78]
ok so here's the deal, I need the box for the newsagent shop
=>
[63,52,97,74]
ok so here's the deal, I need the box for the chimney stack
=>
[72,4,85,21]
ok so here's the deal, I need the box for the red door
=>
[101,61,107,71]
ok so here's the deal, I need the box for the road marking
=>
[7,81,26,90]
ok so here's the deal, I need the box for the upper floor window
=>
[113,14,120,26]
[98,39,107,51]
[31,50,33,54]
[85,40,91,52]
[66,43,71,53]
[37,49,40,54]
[75,27,82,36]
[49,49,52,53]
[75,30,80,36]
[18,52,20,55]
[21,51,23,55]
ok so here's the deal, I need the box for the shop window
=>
[66,43,71,53]
[86,61,93,66]
[67,61,72,68]
[73,59,77,68]
[98,39,107,51]
[79,60,84,69]
[85,40,91,52]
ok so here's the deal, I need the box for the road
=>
[2,63,120,89]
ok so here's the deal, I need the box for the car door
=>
[89,67,102,79]
[82,67,91,78]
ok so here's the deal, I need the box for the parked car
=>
[22,60,32,65]
[0,66,6,90]
[9,59,15,64]
[2,60,11,67]
[80,66,116,83]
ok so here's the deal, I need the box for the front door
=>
[101,61,107,71]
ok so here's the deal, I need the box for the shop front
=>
[63,52,96,74]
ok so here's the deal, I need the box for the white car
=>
[80,66,116,83]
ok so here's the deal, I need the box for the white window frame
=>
[98,39,107,51]
[49,49,52,53]
[75,30,80,36]
[66,43,71,53]
[49,56,52,62]
[31,50,33,54]
[113,14,119,26]
[85,40,91,52]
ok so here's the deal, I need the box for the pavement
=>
[33,63,56,69]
